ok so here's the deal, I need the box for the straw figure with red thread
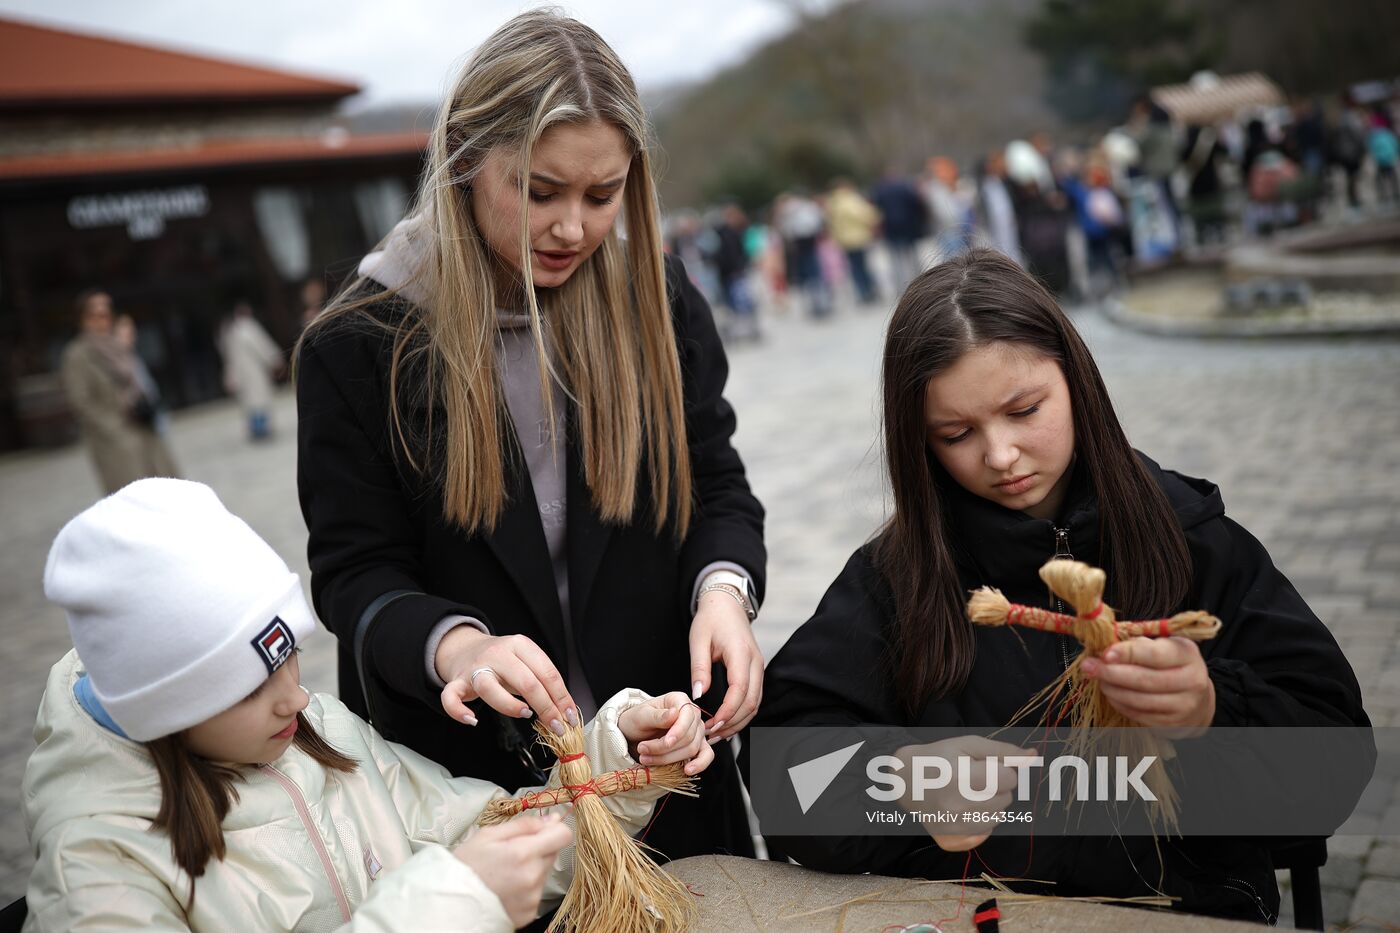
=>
[966,558,1221,831]
[478,719,700,932]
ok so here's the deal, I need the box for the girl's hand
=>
[617,692,714,777]
[435,627,578,734]
[894,735,1035,852]
[1081,636,1216,732]
[453,815,572,928]
[689,594,763,742]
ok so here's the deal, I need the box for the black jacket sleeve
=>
[296,324,487,711]
[1195,517,1369,729]
[1187,515,1375,838]
[747,548,946,876]
[667,254,768,608]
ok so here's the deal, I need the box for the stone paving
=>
[2,296,1399,927]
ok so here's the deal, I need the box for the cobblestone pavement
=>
[2,300,1399,927]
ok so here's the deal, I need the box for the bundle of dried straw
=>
[478,720,699,933]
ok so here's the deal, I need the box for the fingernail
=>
[639,755,653,764]
[462,712,478,726]
[1104,649,1120,663]
[707,736,721,746]
[1082,659,1100,676]
[565,707,579,726]
[519,706,532,718]
[710,720,726,733]
[550,719,565,736]
[692,681,703,700]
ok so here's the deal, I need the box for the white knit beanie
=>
[43,478,316,741]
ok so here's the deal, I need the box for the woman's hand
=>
[1081,636,1216,732]
[453,815,572,928]
[689,593,763,742]
[435,627,578,734]
[617,692,714,777]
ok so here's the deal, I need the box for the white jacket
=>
[23,651,663,931]
[220,315,281,410]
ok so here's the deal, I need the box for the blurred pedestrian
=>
[1006,139,1072,295]
[300,277,327,328]
[60,289,179,494]
[776,189,832,318]
[869,166,929,294]
[711,204,760,341]
[113,313,171,437]
[1369,108,1399,205]
[922,157,976,261]
[220,301,284,441]
[825,177,881,305]
[975,151,1022,264]
[1289,98,1328,181]
[1063,156,1126,297]
[1181,124,1230,245]
[750,211,789,314]
[1129,96,1181,251]
[1331,100,1368,210]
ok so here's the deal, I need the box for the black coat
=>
[296,254,766,859]
[751,454,1371,923]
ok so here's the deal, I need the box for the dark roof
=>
[0,131,428,182]
[0,16,360,110]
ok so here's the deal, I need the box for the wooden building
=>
[0,17,427,450]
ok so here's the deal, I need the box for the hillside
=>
[652,0,1058,209]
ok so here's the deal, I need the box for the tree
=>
[1025,0,1220,124]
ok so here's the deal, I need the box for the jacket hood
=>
[24,650,162,844]
[1143,452,1224,531]
[23,651,341,844]
[357,211,532,331]
[941,451,1223,598]
[358,212,432,308]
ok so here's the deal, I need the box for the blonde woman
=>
[296,11,765,863]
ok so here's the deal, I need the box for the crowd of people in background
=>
[669,86,1400,339]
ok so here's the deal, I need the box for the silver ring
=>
[469,667,499,689]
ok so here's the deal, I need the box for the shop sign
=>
[67,185,210,240]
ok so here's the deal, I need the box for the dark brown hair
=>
[875,249,1192,716]
[73,288,109,323]
[147,712,356,907]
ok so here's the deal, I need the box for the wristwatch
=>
[698,569,758,621]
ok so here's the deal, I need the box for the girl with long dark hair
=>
[752,249,1368,922]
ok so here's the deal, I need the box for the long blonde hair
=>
[299,10,690,536]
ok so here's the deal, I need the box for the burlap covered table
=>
[663,855,1262,931]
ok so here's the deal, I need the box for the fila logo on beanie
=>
[43,478,316,741]
[252,617,296,674]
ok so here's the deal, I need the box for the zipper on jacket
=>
[261,764,353,925]
[1222,875,1275,924]
[1050,526,1074,671]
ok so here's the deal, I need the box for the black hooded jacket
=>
[751,453,1371,923]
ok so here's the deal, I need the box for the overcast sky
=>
[0,0,802,107]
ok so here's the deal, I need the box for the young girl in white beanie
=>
[24,478,714,931]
